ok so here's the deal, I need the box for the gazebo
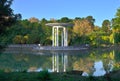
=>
[46,23,73,47]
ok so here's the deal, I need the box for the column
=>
[61,28,64,46]
[56,54,59,72]
[62,53,64,72]
[56,27,59,46]
[63,27,65,46]
[54,27,57,46]
[63,27,68,46]
[64,54,68,72]
[65,28,68,46]
[52,54,55,72]
[52,27,55,46]
[55,54,57,71]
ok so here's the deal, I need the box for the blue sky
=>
[11,0,120,26]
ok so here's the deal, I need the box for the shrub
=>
[37,70,51,81]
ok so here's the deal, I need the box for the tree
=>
[72,18,94,45]
[13,35,23,44]
[73,19,93,36]
[0,0,21,34]
[59,17,72,23]
[112,8,120,44]
[49,18,57,23]
[86,16,95,27]
[112,8,120,32]
[29,17,39,23]
[102,20,111,33]
[93,25,100,31]
[40,18,47,24]
[74,17,81,20]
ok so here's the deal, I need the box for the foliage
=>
[1,9,120,46]
[13,35,23,44]
[112,8,120,44]
[37,70,51,81]
[0,19,46,44]
[58,17,72,23]
[71,16,96,45]
[73,18,93,36]
[29,17,39,23]
[86,16,95,27]
[102,20,111,33]
[0,0,21,34]
[0,71,120,81]
[114,32,120,44]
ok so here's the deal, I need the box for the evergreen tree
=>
[0,0,21,34]
[102,20,111,33]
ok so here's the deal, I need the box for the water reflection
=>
[52,52,68,72]
[0,49,119,76]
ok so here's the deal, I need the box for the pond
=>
[0,48,120,76]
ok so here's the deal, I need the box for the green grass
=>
[0,71,120,81]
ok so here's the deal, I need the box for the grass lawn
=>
[0,70,120,81]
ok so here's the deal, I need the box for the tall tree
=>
[73,19,93,36]
[86,16,95,27]
[0,0,21,34]
[112,8,120,32]
[112,8,120,43]
[102,20,111,32]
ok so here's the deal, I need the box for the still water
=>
[0,49,120,76]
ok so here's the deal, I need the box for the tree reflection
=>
[73,58,94,75]
[90,50,115,75]
[102,51,114,74]
[113,50,120,70]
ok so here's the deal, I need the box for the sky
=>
[11,0,120,26]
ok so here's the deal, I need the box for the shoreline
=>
[2,44,120,54]
[6,44,89,51]
[6,44,120,49]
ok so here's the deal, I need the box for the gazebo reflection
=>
[52,52,68,72]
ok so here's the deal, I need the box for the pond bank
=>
[7,44,89,50]
[5,44,120,49]
[2,44,120,54]
[0,70,120,81]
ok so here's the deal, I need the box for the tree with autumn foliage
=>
[73,18,94,36]
[71,16,95,45]
[29,17,39,23]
